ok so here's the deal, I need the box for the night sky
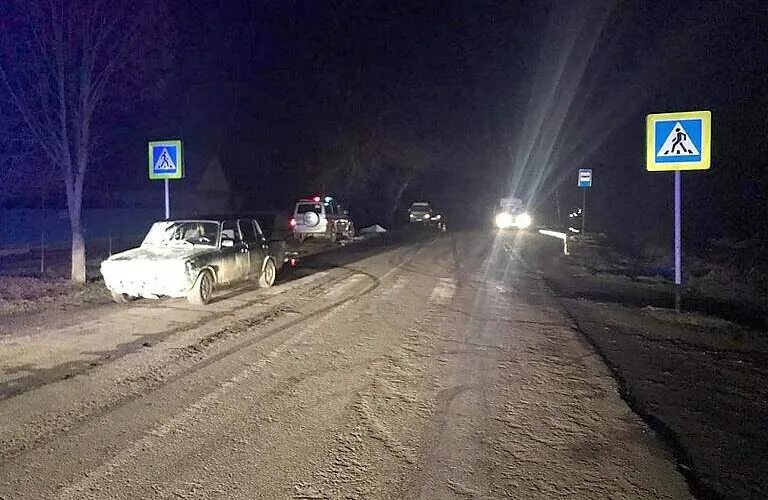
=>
[14,0,768,247]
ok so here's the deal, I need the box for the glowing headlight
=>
[495,212,513,229]
[515,213,532,229]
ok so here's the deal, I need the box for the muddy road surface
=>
[0,232,691,499]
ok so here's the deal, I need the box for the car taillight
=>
[289,217,297,228]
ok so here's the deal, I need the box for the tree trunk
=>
[70,215,86,283]
[65,163,87,283]
[389,179,411,227]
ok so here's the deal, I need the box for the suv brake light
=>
[289,217,297,228]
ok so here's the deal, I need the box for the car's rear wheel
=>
[256,258,276,288]
[111,291,135,304]
[187,270,214,305]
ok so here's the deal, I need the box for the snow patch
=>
[359,224,387,235]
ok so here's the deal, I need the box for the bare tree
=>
[312,121,433,226]
[383,137,433,225]
[0,0,171,282]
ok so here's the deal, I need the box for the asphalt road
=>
[0,232,691,499]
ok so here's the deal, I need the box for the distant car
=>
[494,197,532,230]
[290,196,355,243]
[408,202,433,224]
[408,202,446,231]
[101,216,286,305]
[431,212,447,232]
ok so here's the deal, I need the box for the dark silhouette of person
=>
[159,150,172,169]
[665,127,690,154]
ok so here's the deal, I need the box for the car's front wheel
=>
[187,270,215,305]
[256,259,276,288]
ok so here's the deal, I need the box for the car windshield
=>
[410,203,431,211]
[142,221,220,247]
[296,203,322,214]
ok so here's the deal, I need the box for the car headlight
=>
[495,212,513,229]
[515,213,532,229]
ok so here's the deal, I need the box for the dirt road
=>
[0,232,691,499]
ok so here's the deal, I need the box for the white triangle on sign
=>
[657,122,699,157]
[154,148,177,170]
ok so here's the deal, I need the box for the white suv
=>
[290,196,355,243]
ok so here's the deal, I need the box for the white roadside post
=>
[539,230,569,255]
[148,140,184,219]
[646,111,711,311]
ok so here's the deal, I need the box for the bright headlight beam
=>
[516,213,532,229]
[495,212,514,229]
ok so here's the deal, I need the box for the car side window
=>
[238,219,258,243]
[221,220,240,243]
[253,219,264,237]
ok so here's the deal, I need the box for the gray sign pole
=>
[165,179,170,220]
[674,170,682,311]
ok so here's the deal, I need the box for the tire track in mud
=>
[53,245,437,499]
[0,269,337,402]
[0,241,433,478]
[55,279,368,500]
[293,275,457,499]
[0,270,354,464]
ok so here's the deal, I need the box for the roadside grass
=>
[0,275,110,317]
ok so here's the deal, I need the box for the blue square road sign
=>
[646,111,711,171]
[148,140,183,180]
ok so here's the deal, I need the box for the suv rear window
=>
[296,203,322,214]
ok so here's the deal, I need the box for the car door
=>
[220,220,249,283]
[238,218,266,276]
[336,203,351,233]
[323,199,338,233]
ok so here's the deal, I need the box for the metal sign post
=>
[646,111,711,310]
[164,179,170,220]
[148,140,184,220]
[674,171,682,286]
[577,169,592,233]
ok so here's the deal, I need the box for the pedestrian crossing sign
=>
[148,140,183,179]
[646,111,711,171]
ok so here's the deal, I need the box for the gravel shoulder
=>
[522,232,768,500]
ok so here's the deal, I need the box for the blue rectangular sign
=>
[578,169,592,188]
